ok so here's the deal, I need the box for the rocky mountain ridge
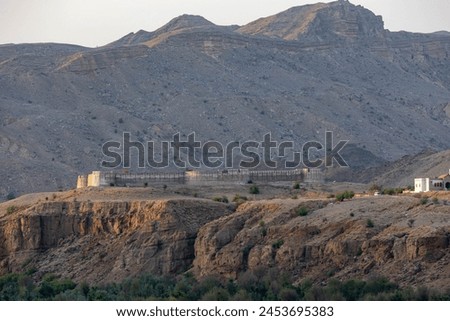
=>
[1,0,450,197]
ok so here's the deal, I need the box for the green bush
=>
[336,191,355,202]
[6,192,16,200]
[297,207,309,217]
[259,221,267,237]
[212,196,229,203]
[368,184,381,193]
[420,197,429,205]
[6,206,16,215]
[249,185,260,195]
[382,188,404,195]
[272,240,284,249]
[382,188,396,195]
[293,182,300,190]
[366,219,375,228]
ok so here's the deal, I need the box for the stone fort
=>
[77,168,323,188]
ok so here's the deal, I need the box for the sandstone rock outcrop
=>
[0,189,448,288]
[0,196,233,283]
[193,196,450,288]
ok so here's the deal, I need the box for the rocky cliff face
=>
[0,196,233,283]
[0,189,448,288]
[193,196,450,288]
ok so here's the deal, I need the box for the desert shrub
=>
[37,274,76,299]
[368,184,381,193]
[232,194,248,205]
[366,219,375,228]
[249,185,260,195]
[6,192,16,200]
[297,207,309,217]
[382,188,404,195]
[272,240,284,249]
[201,287,230,301]
[6,206,16,215]
[336,191,355,202]
[212,196,229,203]
[259,220,267,237]
[432,197,439,204]
[420,197,429,205]
[293,182,300,190]
[382,188,396,195]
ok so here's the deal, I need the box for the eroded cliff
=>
[0,192,233,283]
[0,189,448,289]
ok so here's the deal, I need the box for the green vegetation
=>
[6,192,16,200]
[259,220,267,237]
[232,194,248,205]
[368,184,381,193]
[0,271,448,301]
[368,185,406,196]
[272,240,284,249]
[366,219,375,228]
[381,188,404,195]
[6,206,16,215]
[212,196,229,203]
[249,185,260,195]
[335,191,355,202]
[293,182,301,190]
[297,207,309,217]
[420,197,429,205]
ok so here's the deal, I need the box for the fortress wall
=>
[304,168,324,183]
[77,168,324,188]
[112,172,185,187]
[185,170,251,185]
[249,169,303,182]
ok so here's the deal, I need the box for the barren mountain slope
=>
[328,149,450,186]
[1,0,450,198]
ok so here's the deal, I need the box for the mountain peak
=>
[238,0,385,41]
[155,14,216,34]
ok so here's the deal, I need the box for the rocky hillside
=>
[328,149,450,187]
[1,0,450,198]
[193,195,450,289]
[0,187,449,289]
[0,188,234,283]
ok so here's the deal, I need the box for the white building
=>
[414,169,450,193]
